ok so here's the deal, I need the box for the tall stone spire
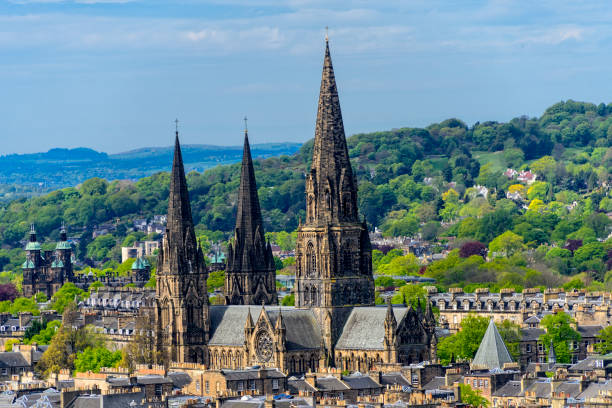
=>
[225,126,277,305]
[156,127,209,364]
[295,37,374,351]
[165,133,198,268]
[307,37,358,224]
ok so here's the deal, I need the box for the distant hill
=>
[0,142,302,196]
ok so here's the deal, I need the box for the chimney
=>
[305,373,316,387]
[453,382,461,402]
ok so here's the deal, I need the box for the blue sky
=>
[2,0,611,154]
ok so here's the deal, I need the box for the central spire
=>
[307,37,358,224]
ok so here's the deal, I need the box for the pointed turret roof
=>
[309,37,358,223]
[548,339,556,364]
[472,319,513,370]
[163,131,200,274]
[235,130,264,249]
[56,222,71,250]
[25,224,41,251]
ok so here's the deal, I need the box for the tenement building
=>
[428,286,612,332]
[22,223,74,298]
[152,38,437,374]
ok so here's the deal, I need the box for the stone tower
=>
[156,132,209,364]
[295,38,375,350]
[225,130,278,305]
[22,225,43,298]
[52,223,74,283]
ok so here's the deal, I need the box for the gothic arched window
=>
[342,247,352,275]
[306,243,316,277]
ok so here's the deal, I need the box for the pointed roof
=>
[309,37,358,223]
[25,224,41,251]
[548,339,556,364]
[56,222,71,250]
[235,130,264,245]
[472,319,513,370]
[163,131,200,274]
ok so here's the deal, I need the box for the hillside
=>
[0,142,301,198]
[1,99,612,291]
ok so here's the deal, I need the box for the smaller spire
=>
[245,307,254,329]
[548,339,556,364]
[29,224,37,242]
[276,307,285,331]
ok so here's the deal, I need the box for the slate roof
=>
[492,380,521,397]
[472,319,513,370]
[315,376,348,391]
[578,325,603,338]
[380,373,410,387]
[336,307,407,350]
[422,377,445,390]
[209,306,321,350]
[137,375,172,385]
[341,374,381,390]
[577,381,612,399]
[221,368,285,381]
[569,355,611,372]
[287,379,316,394]
[521,328,545,342]
[0,352,30,367]
[168,371,192,388]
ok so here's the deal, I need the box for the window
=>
[155,384,163,396]
[249,380,256,391]
[1,369,7,376]
[237,381,244,391]
[196,381,201,391]
[484,380,489,387]
[473,379,477,387]
[205,381,210,393]
[411,374,419,385]
[538,356,545,363]
[272,380,279,390]
[538,343,544,352]
[478,380,483,387]
[526,344,532,353]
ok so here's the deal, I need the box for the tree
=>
[281,294,295,306]
[459,241,488,259]
[49,283,86,314]
[596,326,612,355]
[120,314,157,371]
[377,254,420,276]
[207,271,225,293]
[86,234,117,261]
[0,284,18,302]
[74,347,122,373]
[437,315,489,364]
[391,284,427,308]
[489,231,524,257]
[459,383,489,408]
[539,312,581,364]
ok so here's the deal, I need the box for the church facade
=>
[22,224,74,298]
[154,39,437,374]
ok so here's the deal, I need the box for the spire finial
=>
[325,26,329,42]
[244,116,248,134]
[175,118,179,136]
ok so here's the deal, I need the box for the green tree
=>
[488,231,524,257]
[539,312,581,364]
[207,271,225,293]
[86,234,117,261]
[74,347,122,373]
[459,383,489,408]
[281,294,294,306]
[595,326,612,355]
[49,283,86,314]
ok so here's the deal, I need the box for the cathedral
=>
[154,38,437,373]
[22,223,74,298]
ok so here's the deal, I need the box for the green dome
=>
[55,241,72,250]
[25,241,41,251]
[22,260,34,269]
[51,259,64,268]
[131,258,147,270]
